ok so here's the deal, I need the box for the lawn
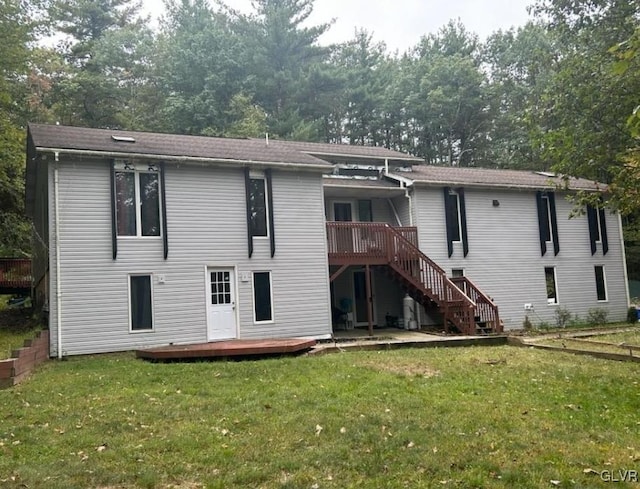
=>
[535,327,640,356]
[1,346,639,488]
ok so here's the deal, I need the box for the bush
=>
[627,307,638,323]
[523,315,533,330]
[586,308,609,326]
[555,307,572,328]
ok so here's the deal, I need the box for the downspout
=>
[404,183,414,227]
[619,212,631,307]
[54,153,62,358]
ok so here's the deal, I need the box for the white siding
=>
[413,186,629,330]
[48,159,331,356]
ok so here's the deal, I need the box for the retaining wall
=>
[0,330,49,388]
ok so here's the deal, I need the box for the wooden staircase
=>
[327,222,501,335]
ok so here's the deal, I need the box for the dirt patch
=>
[361,360,439,378]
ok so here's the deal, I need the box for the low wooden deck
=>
[136,338,317,361]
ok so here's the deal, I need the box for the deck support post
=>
[365,264,373,336]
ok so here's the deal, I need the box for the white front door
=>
[206,268,237,341]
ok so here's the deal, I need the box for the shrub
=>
[586,308,609,326]
[555,307,572,328]
[523,315,533,330]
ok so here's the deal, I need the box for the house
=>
[25,124,630,356]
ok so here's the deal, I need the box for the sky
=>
[142,0,536,53]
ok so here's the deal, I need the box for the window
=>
[595,266,607,301]
[249,178,268,237]
[115,165,161,237]
[587,204,609,255]
[536,191,559,256]
[358,200,373,222]
[539,195,552,243]
[444,187,468,257]
[544,267,558,305]
[448,192,462,242]
[452,269,465,278]
[129,275,153,331]
[245,168,275,258]
[253,271,273,322]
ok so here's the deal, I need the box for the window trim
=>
[595,265,608,302]
[544,266,559,306]
[252,271,274,324]
[114,163,163,239]
[128,273,155,333]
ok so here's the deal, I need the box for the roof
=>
[27,124,331,168]
[27,124,421,168]
[261,139,423,164]
[395,165,603,191]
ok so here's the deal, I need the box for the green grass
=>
[587,329,640,345]
[1,347,639,488]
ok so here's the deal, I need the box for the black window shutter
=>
[587,204,598,255]
[160,162,168,259]
[109,160,117,260]
[548,192,560,256]
[535,191,547,256]
[458,188,469,257]
[443,187,454,257]
[265,168,275,258]
[244,167,253,258]
[599,208,609,255]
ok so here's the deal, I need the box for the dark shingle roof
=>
[396,165,603,191]
[28,124,422,168]
[262,139,423,163]
[27,124,330,167]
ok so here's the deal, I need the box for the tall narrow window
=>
[595,266,607,301]
[536,191,560,256]
[249,178,268,237]
[587,204,609,255]
[253,271,273,322]
[115,165,161,237]
[130,275,153,331]
[544,267,558,305]
[444,187,468,257]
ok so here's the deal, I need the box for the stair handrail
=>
[450,276,502,333]
[383,225,477,333]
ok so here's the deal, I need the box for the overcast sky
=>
[142,0,535,53]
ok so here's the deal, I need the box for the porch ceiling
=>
[323,178,406,198]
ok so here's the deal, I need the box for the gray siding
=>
[413,186,629,330]
[48,158,331,356]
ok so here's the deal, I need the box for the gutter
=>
[36,147,334,173]
[405,179,601,193]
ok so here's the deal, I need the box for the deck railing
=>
[0,258,32,290]
[326,222,478,334]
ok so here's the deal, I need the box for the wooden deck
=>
[0,258,31,295]
[136,338,317,360]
